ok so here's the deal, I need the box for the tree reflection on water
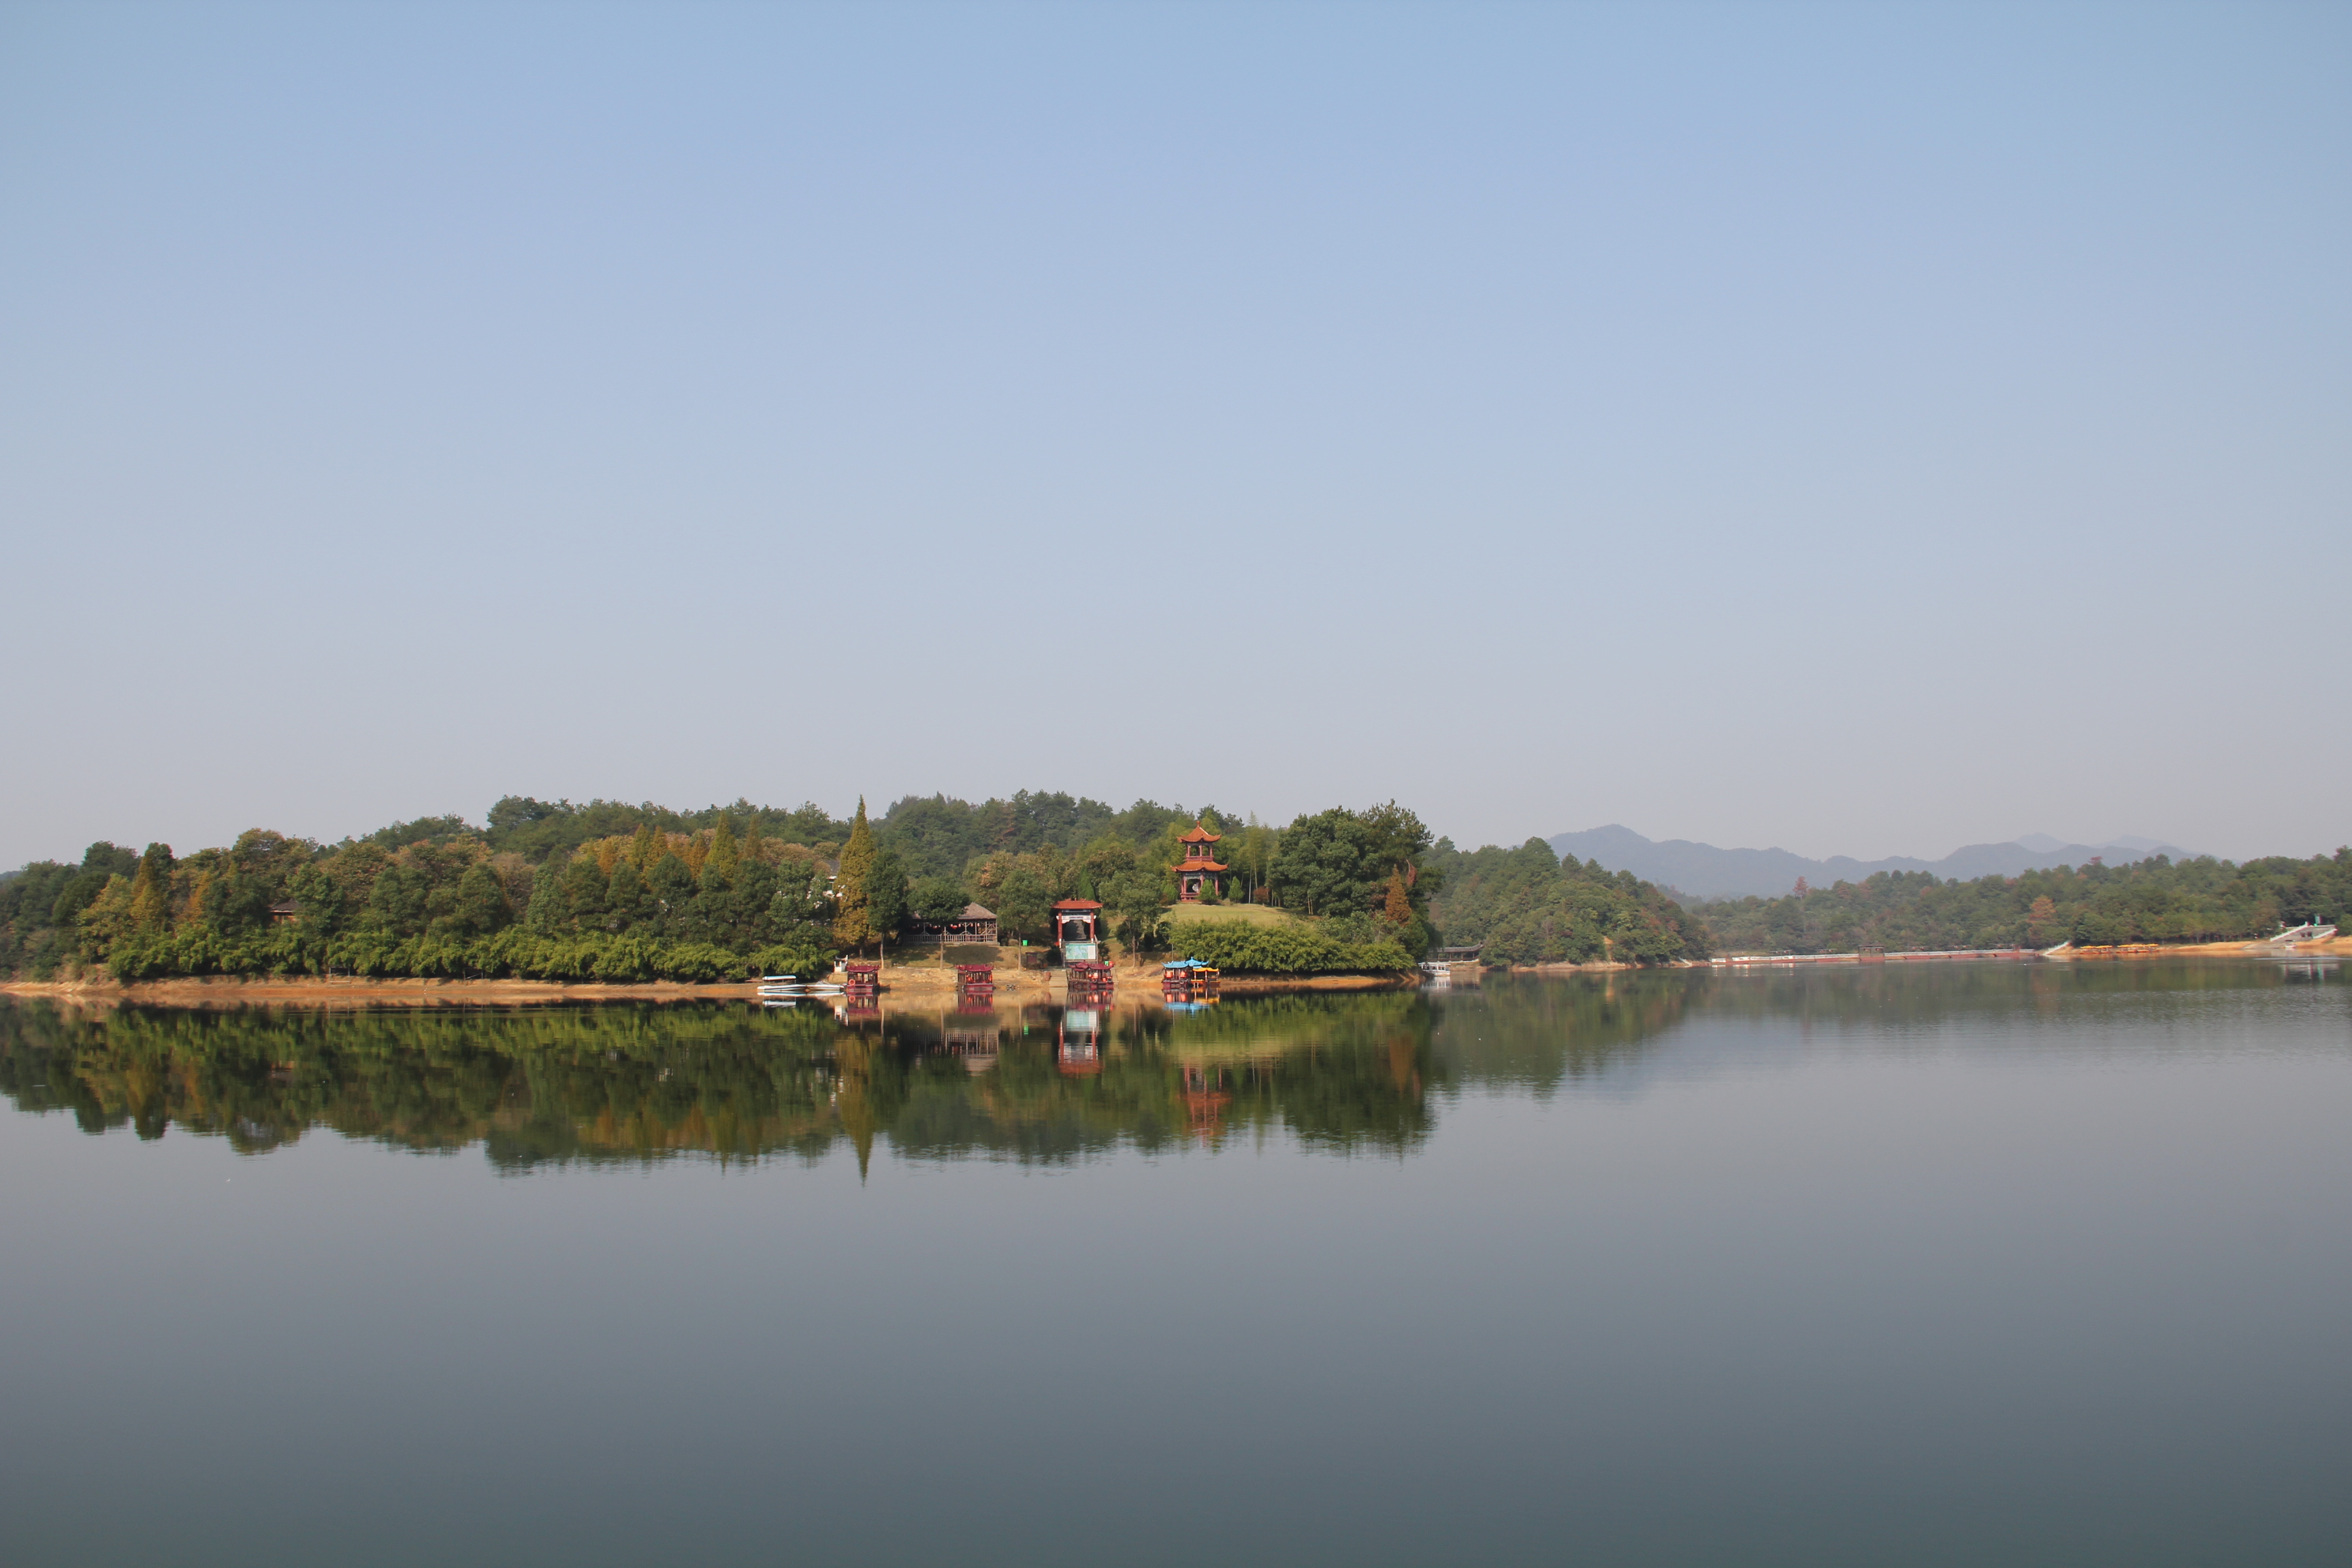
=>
[0,960,2304,1169]
[0,993,1475,1169]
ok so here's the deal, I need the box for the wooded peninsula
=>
[1,790,2340,987]
[0,791,1710,985]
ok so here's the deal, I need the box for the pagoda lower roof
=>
[1171,859,1230,872]
[1052,898,1102,910]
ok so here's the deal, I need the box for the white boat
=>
[758,979,845,996]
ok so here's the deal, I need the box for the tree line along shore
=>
[1693,849,2348,956]
[0,788,2338,988]
[0,791,1709,986]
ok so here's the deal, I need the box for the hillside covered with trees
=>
[1422,838,1711,966]
[1695,851,2351,954]
[0,791,1533,981]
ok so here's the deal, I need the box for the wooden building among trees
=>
[915,902,999,945]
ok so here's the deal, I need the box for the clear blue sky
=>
[3,1,2344,867]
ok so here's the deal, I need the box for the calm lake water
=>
[2,960,2347,1567]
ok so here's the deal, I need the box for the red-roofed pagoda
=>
[1171,822,1228,902]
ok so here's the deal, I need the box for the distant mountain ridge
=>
[1545,825,2198,902]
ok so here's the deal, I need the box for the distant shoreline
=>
[1707,936,2349,964]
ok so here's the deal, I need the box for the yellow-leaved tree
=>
[1382,870,1412,926]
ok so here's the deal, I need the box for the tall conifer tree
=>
[706,814,740,884]
[525,862,563,932]
[128,843,174,933]
[832,798,875,949]
[606,862,646,931]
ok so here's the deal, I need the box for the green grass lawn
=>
[1161,901,1298,927]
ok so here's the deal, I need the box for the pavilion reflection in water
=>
[1181,1064,1237,1139]
[1056,1008,1105,1075]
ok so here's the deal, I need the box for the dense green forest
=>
[1695,850,2351,953]
[1422,837,1712,965]
[0,791,1528,981]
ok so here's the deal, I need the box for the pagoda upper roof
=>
[1178,822,1222,843]
[1052,898,1102,911]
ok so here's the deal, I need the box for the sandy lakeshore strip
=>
[2054,936,2352,960]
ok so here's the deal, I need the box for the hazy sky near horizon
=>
[3,1,2345,869]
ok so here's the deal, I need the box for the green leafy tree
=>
[288,864,348,934]
[1270,808,1380,917]
[559,849,604,929]
[649,854,698,924]
[453,862,513,936]
[911,877,968,925]
[203,865,272,935]
[523,862,564,932]
[1077,834,1141,895]
[74,875,135,960]
[990,864,1053,943]
[864,847,910,939]
[42,845,136,934]
[768,859,830,926]
[605,862,649,932]
[1234,820,1276,900]
[367,864,431,936]
[1101,869,1169,954]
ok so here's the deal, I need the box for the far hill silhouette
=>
[1545,826,2197,902]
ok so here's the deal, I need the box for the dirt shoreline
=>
[0,962,1420,1009]
[2052,936,2352,960]
[13,938,2325,1008]
[1706,936,2351,962]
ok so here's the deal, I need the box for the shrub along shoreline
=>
[1165,920,1416,975]
[98,928,836,985]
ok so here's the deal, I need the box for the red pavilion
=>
[1170,823,1229,902]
